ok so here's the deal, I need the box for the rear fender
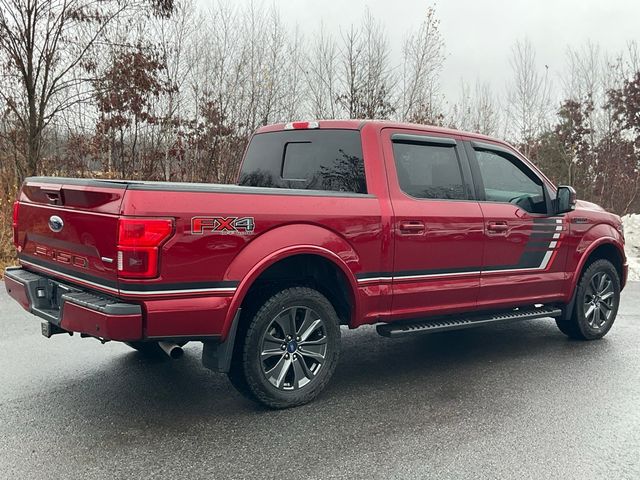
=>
[221,224,361,339]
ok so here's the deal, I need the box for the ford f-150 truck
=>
[5,120,628,408]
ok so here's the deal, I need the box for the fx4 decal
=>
[191,216,255,235]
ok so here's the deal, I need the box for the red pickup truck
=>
[5,120,628,408]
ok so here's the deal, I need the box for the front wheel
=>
[556,259,621,340]
[227,287,341,409]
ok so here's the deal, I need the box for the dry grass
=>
[0,175,18,279]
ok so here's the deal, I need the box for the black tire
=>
[556,259,620,340]
[227,287,341,409]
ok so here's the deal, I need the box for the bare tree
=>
[400,6,445,124]
[473,81,501,136]
[304,24,338,119]
[505,38,553,153]
[336,10,396,119]
[449,80,472,130]
[627,40,639,75]
[281,25,307,121]
[358,11,396,119]
[154,0,196,180]
[450,80,500,136]
[0,0,174,181]
[563,42,601,102]
[336,25,362,118]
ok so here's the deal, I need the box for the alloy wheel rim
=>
[260,306,328,391]
[583,271,616,329]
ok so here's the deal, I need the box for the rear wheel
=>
[556,259,620,340]
[228,287,341,409]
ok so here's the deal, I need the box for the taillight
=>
[117,218,173,279]
[12,201,19,247]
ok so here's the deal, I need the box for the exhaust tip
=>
[158,341,184,359]
[169,346,184,359]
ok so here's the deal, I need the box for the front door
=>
[383,129,485,320]
[465,141,568,310]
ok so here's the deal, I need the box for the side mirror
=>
[556,185,577,214]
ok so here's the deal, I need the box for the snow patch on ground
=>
[622,214,640,282]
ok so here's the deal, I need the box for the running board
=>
[376,306,562,338]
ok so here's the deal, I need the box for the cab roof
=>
[255,119,503,144]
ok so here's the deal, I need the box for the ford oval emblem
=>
[48,215,64,233]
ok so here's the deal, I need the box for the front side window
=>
[392,141,466,200]
[475,149,546,214]
[239,130,366,194]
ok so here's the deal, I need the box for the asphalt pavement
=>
[0,282,639,479]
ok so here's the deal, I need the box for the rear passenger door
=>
[383,130,485,320]
[465,141,568,309]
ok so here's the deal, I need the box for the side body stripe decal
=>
[358,217,564,284]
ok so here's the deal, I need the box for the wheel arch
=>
[575,238,625,290]
[221,224,362,339]
[561,237,626,322]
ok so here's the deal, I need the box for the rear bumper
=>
[4,267,142,341]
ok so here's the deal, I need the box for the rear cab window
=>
[390,134,467,200]
[239,129,367,194]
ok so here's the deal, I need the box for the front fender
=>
[568,222,626,296]
[221,224,362,338]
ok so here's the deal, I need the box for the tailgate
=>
[16,178,129,294]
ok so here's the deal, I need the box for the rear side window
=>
[239,130,367,194]
[392,141,466,200]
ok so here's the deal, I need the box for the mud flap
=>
[202,309,241,373]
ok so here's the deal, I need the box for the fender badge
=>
[191,216,255,235]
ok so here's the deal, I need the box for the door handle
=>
[399,221,425,234]
[487,221,508,233]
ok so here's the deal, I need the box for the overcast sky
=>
[200,0,640,104]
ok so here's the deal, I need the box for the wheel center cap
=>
[286,341,298,353]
